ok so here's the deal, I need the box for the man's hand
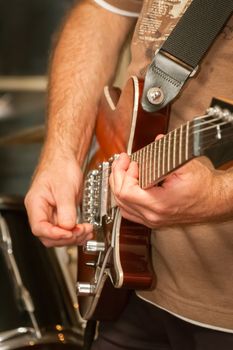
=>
[25,152,93,247]
[109,152,230,228]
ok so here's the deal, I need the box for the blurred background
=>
[0,2,86,349]
[0,0,75,195]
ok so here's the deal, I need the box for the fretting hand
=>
[109,152,230,228]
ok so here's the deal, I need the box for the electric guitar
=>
[76,76,233,321]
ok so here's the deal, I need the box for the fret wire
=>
[161,137,165,176]
[145,146,149,188]
[181,123,186,162]
[143,150,147,188]
[179,124,183,164]
[142,148,146,188]
[157,138,161,179]
[148,142,153,187]
[145,143,150,188]
[140,147,143,188]
[138,149,143,188]
[143,147,147,188]
[153,141,158,185]
[167,132,171,173]
[185,121,190,160]
[173,128,177,169]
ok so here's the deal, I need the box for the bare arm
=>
[45,0,135,164]
[25,0,136,247]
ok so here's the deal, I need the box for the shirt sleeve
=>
[93,0,143,17]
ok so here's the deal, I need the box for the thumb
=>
[56,188,78,229]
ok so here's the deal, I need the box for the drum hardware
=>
[0,196,84,349]
[0,327,36,343]
[55,247,86,329]
[0,214,42,339]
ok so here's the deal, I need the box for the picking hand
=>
[25,152,93,247]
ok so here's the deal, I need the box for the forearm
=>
[43,0,135,165]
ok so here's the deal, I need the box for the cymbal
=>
[0,125,45,145]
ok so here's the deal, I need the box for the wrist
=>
[212,170,233,220]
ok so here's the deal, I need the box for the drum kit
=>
[0,197,85,350]
[0,80,85,350]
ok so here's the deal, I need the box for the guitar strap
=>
[141,0,233,112]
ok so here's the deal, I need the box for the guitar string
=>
[140,120,233,161]
[92,119,233,168]
[136,123,233,182]
[85,116,233,184]
[88,126,233,187]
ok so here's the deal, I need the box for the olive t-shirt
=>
[94,0,233,331]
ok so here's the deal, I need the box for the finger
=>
[40,234,79,248]
[55,186,79,230]
[114,195,144,220]
[113,161,140,205]
[125,161,139,180]
[25,193,74,239]
[40,224,94,248]
[119,203,162,228]
[75,232,94,246]
[119,207,145,226]
[111,153,130,195]
[72,223,93,236]
[155,133,165,141]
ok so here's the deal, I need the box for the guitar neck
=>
[131,110,233,189]
[131,121,193,189]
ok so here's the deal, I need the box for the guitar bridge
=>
[82,157,116,228]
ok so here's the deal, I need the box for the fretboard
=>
[131,121,194,189]
[131,110,233,189]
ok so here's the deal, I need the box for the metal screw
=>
[147,87,164,105]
